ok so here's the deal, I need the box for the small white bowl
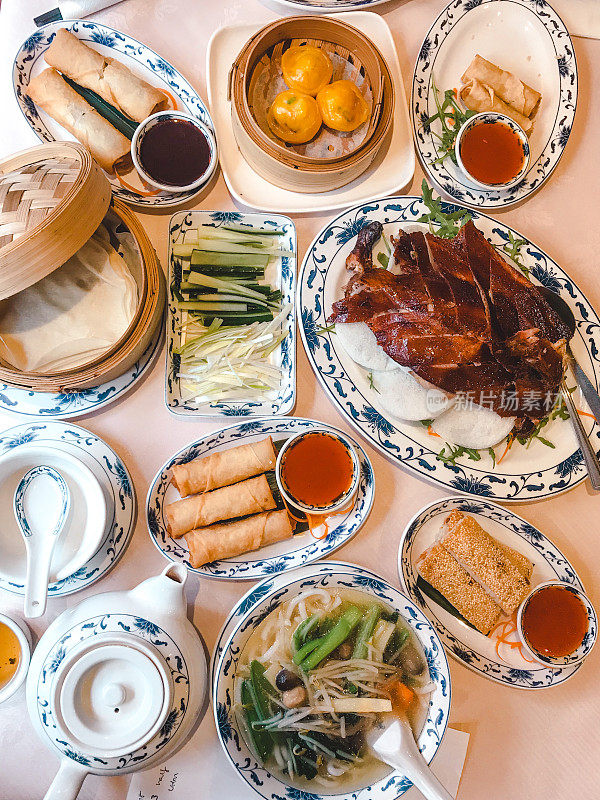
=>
[0,613,31,703]
[275,429,360,515]
[0,445,107,586]
[131,111,218,193]
[517,580,597,668]
[455,112,530,190]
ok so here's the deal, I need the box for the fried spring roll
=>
[45,29,168,122]
[165,474,276,538]
[171,437,277,497]
[26,68,130,172]
[459,79,533,133]
[441,510,531,615]
[418,544,502,635]
[185,509,296,567]
[461,55,541,118]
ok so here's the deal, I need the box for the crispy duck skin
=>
[330,220,571,420]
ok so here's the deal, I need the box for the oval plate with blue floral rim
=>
[298,195,599,502]
[0,317,162,419]
[165,211,296,417]
[0,421,135,597]
[32,614,189,772]
[398,496,589,688]
[212,560,451,800]
[147,417,374,580]
[13,21,214,208]
[412,0,577,209]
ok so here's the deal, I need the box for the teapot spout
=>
[129,563,188,619]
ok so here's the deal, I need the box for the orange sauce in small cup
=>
[522,586,588,658]
[0,622,21,688]
[460,121,525,185]
[281,433,353,508]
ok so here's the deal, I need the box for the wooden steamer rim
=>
[0,142,111,300]
[229,16,395,174]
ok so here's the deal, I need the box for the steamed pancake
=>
[431,402,516,449]
[336,321,397,372]
[372,368,453,421]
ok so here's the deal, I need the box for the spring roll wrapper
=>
[45,28,168,122]
[26,68,130,172]
[171,437,277,497]
[459,79,533,133]
[461,55,541,118]
[165,474,276,538]
[185,510,296,568]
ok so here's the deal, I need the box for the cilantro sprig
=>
[421,74,475,167]
[502,231,529,278]
[418,180,471,239]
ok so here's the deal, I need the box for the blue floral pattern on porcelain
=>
[297,195,600,501]
[165,211,296,418]
[13,21,214,208]
[398,496,588,688]
[146,417,375,580]
[411,0,577,209]
[211,561,451,800]
[0,421,135,597]
[36,614,189,769]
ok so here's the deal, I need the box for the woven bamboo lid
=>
[0,142,111,300]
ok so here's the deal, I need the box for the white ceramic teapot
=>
[26,563,207,800]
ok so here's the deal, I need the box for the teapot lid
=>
[51,635,172,758]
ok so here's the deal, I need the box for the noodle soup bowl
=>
[212,561,451,800]
[455,112,530,191]
[275,429,360,515]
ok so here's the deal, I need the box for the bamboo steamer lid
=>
[0,142,111,300]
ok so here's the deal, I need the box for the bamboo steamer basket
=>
[0,142,164,392]
[229,16,395,193]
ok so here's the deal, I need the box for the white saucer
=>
[206,11,414,213]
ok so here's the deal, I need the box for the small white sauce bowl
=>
[131,111,218,193]
[275,430,360,515]
[0,613,31,704]
[0,445,107,586]
[516,580,597,668]
[454,112,530,191]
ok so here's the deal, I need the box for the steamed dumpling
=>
[431,403,516,448]
[267,90,322,144]
[281,45,333,97]
[317,80,369,132]
[372,369,454,421]
[335,321,397,372]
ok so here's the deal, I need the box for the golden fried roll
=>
[185,510,295,567]
[45,28,168,122]
[461,55,541,118]
[441,510,532,615]
[459,79,532,133]
[170,437,276,497]
[418,543,503,635]
[26,68,130,172]
[164,474,276,538]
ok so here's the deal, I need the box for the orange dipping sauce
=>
[460,120,525,185]
[281,432,354,508]
[522,586,588,658]
[0,622,21,688]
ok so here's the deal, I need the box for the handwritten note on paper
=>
[127,726,470,800]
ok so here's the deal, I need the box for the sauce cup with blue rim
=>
[131,111,217,193]
[455,112,530,191]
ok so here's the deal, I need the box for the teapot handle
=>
[44,759,88,800]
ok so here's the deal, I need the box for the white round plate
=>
[265,0,389,11]
[147,417,375,580]
[398,496,585,688]
[0,421,135,597]
[411,0,577,209]
[13,21,215,208]
[0,320,162,419]
[297,195,599,502]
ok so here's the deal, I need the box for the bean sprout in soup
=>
[235,588,433,792]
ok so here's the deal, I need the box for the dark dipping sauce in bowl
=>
[522,585,588,658]
[139,118,211,187]
[281,432,354,508]
[460,120,525,185]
